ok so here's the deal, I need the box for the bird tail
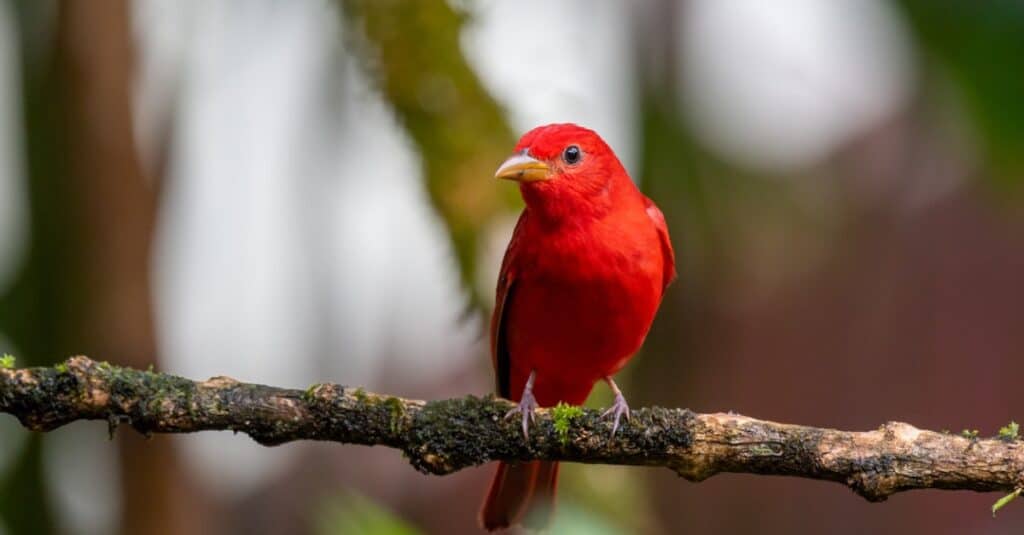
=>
[479,461,559,531]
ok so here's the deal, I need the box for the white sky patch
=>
[148,0,332,498]
[143,0,479,497]
[319,56,479,388]
[43,423,120,535]
[678,0,913,173]
[461,0,639,178]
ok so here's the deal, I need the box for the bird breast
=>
[506,218,665,385]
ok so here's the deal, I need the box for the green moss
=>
[551,402,584,446]
[998,421,1019,440]
[53,362,68,373]
[303,384,323,401]
[0,354,14,369]
[340,0,518,304]
[384,397,405,434]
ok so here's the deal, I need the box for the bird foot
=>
[505,389,539,439]
[601,392,631,437]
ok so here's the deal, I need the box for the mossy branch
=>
[339,0,520,301]
[2,356,1024,503]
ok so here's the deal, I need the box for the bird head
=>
[494,124,631,220]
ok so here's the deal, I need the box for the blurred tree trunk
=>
[55,2,205,534]
[0,1,204,533]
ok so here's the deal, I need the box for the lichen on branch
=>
[2,356,1024,504]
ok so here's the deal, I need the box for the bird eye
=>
[562,145,582,165]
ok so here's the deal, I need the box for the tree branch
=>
[2,356,1022,503]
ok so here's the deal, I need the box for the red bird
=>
[480,124,676,531]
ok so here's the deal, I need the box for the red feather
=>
[481,124,675,530]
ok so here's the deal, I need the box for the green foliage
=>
[899,0,1024,191]
[0,354,14,369]
[559,464,654,535]
[340,0,519,304]
[315,492,421,535]
[998,421,1020,440]
[993,488,1022,517]
[961,429,979,439]
[542,501,626,535]
[551,402,585,446]
[53,362,67,373]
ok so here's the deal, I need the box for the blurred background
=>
[0,0,1022,533]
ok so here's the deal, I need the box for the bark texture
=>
[2,356,1022,502]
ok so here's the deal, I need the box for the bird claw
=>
[505,390,539,439]
[601,392,631,437]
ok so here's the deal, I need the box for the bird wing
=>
[644,196,677,294]
[490,211,529,398]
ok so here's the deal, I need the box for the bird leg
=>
[600,376,631,437]
[505,370,539,439]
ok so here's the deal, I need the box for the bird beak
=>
[494,154,551,182]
